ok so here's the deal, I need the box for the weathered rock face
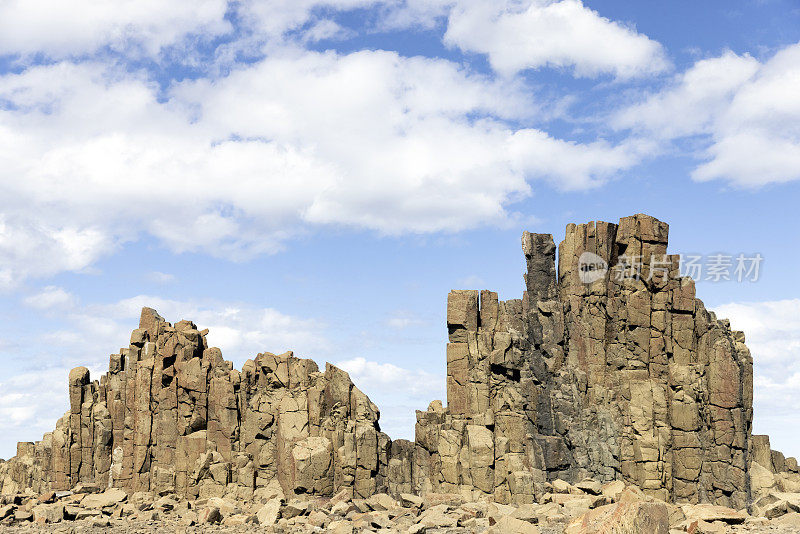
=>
[0,308,391,501]
[414,214,758,508]
[1,214,796,510]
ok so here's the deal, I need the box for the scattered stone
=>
[401,493,424,509]
[72,482,101,494]
[81,488,127,509]
[601,480,627,501]
[565,501,669,534]
[551,479,575,494]
[256,498,281,525]
[283,499,310,519]
[423,493,463,509]
[575,479,602,495]
[681,503,748,525]
[199,506,221,524]
[0,504,14,520]
[418,504,458,528]
[368,492,397,511]
[490,514,540,533]
[32,503,64,524]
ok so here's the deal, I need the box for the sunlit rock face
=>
[3,214,797,509]
[419,214,755,508]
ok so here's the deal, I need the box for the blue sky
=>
[1,0,799,461]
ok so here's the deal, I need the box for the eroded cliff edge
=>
[1,214,797,509]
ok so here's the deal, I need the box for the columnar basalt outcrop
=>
[0,309,393,501]
[413,215,758,508]
[2,214,798,512]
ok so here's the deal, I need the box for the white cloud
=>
[443,0,669,78]
[146,271,176,284]
[337,356,444,439]
[385,310,426,329]
[0,369,74,455]
[0,0,231,58]
[614,43,800,187]
[22,286,76,310]
[237,0,380,40]
[0,50,641,288]
[62,295,330,366]
[612,51,760,139]
[456,274,485,287]
[714,299,800,457]
[338,356,441,398]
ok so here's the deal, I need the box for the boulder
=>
[565,501,669,534]
[81,488,127,509]
[198,506,222,524]
[32,503,64,524]
[680,504,748,525]
[400,493,424,509]
[490,514,540,533]
[256,498,282,525]
[575,479,602,495]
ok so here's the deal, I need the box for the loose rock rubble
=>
[1,477,799,533]
[1,214,799,532]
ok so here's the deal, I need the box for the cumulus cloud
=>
[456,274,485,287]
[385,310,426,329]
[59,295,330,367]
[22,286,76,310]
[612,51,760,139]
[0,0,680,290]
[443,0,669,78]
[0,369,75,458]
[146,271,176,284]
[0,49,642,288]
[614,43,800,187]
[713,299,800,456]
[337,356,444,439]
[0,0,231,58]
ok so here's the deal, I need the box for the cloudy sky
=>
[1,0,799,460]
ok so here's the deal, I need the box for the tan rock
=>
[32,503,64,524]
[80,488,127,509]
[575,478,602,495]
[774,512,800,528]
[401,493,424,508]
[256,498,282,525]
[680,504,747,525]
[490,514,540,533]
[367,492,397,511]
[423,492,463,509]
[601,480,627,501]
[552,479,575,494]
[198,506,221,524]
[418,504,458,528]
[283,499,309,519]
[0,504,15,521]
[565,501,669,534]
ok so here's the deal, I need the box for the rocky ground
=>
[3,478,800,533]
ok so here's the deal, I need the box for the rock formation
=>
[415,215,756,507]
[1,214,798,513]
[0,309,394,502]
